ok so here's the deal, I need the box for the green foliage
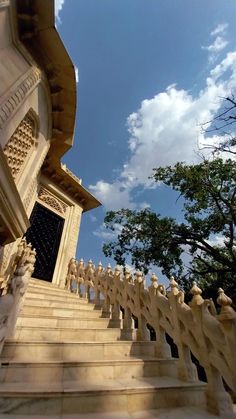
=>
[103,158,236,299]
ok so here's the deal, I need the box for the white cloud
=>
[207,235,226,247]
[93,223,123,240]
[55,0,65,25]
[89,180,136,210]
[202,36,228,61]
[89,214,97,223]
[89,50,236,211]
[210,23,228,37]
[202,23,228,63]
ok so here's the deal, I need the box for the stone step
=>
[0,406,225,419]
[26,284,93,301]
[30,278,66,290]
[14,326,121,342]
[23,297,98,310]
[17,314,110,329]
[0,376,206,415]
[29,280,81,295]
[21,304,101,318]
[2,341,156,361]
[28,282,92,301]
[25,290,92,304]
[0,358,178,384]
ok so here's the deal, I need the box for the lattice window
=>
[3,111,38,179]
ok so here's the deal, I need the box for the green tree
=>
[202,96,236,156]
[103,158,236,301]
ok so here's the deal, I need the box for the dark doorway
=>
[25,202,65,282]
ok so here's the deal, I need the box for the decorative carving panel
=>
[38,186,67,215]
[0,67,41,130]
[3,113,36,179]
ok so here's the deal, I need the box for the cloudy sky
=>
[55,0,236,277]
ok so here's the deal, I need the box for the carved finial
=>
[80,258,84,263]
[135,271,144,284]
[98,261,102,266]
[150,273,158,288]
[217,288,236,320]
[124,266,130,274]
[106,264,112,274]
[217,288,232,307]
[169,276,179,296]
[190,281,204,305]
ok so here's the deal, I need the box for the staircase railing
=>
[0,238,36,354]
[65,258,236,417]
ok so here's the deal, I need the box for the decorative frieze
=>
[38,186,67,215]
[0,67,41,130]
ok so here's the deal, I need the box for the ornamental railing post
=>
[109,266,122,328]
[94,262,103,309]
[101,264,112,319]
[121,267,135,340]
[135,272,150,341]
[149,274,171,358]
[168,277,197,382]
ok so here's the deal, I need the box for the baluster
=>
[110,301,122,328]
[94,262,103,308]
[149,273,171,357]
[102,295,111,318]
[109,266,122,328]
[135,272,150,341]
[76,258,85,297]
[101,264,112,318]
[122,307,135,340]
[168,277,197,382]
[120,267,135,340]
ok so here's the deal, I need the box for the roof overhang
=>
[13,0,76,159]
[42,157,101,212]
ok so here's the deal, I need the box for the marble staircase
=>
[0,279,224,418]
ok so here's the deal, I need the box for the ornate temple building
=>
[0,1,235,417]
[0,0,100,285]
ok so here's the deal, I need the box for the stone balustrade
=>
[0,238,36,354]
[66,258,236,416]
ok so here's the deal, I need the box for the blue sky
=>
[55,0,236,280]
